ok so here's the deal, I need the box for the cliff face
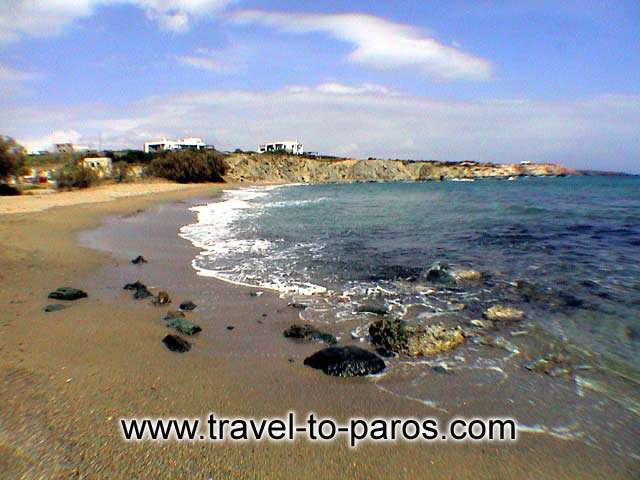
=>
[224,153,575,184]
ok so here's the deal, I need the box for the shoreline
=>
[0,183,637,478]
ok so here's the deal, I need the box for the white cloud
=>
[0,63,40,82]
[5,83,639,172]
[175,47,247,74]
[232,10,492,81]
[0,0,235,43]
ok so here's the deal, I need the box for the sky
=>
[0,0,638,172]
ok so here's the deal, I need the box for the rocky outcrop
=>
[303,346,386,377]
[224,153,576,184]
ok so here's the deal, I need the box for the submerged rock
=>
[153,291,171,306]
[48,287,88,301]
[131,255,147,265]
[162,334,191,352]
[166,317,202,336]
[283,324,337,345]
[356,295,389,315]
[44,304,66,313]
[369,318,464,357]
[469,319,494,330]
[179,300,197,311]
[303,346,386,377]
[423,261,455,285]
[524,353,572,378]
[477,335,520,355]
[452,269,482,283]
[484,305,525,323]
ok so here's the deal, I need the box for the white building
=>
[144,137,207,153]
[82,157,112,177]
[258,141,304,155]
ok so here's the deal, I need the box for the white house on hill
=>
[144,137,207,153]
[259,141,304,155]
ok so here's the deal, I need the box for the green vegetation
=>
[0,135,27,182]
[146,149,228,183]
[53,163,98,190]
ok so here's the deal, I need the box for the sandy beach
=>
[0,182,636,479]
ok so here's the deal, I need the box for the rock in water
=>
[166,317,202,336]
[47,287,88,301]
[423,261,455,285]
[179,300,197,311]
[356,295,389,315]
[369,318,464,357]
[153,291,171,305]
[484,305,525,323]
[303,346,386,377]
[452,269,482,283]
[283,324,337,345]
[44,304,66,313]
[131,255,147,264]
[162,334,191,352]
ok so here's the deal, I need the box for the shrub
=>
[113,161,132,183]
[54,163,98,189]
[146,149,228,183]
[0,184,20,196]
[0,135,26,182]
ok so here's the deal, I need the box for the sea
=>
[179,176,640,458]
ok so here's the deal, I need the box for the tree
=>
[146,149,228,183]
[0,136,26,182]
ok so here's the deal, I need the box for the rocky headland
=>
[224,153,575,184]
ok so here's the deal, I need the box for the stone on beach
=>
[369,318,464,357]
[452,269,483,283]
[303,346,386,377]
[153,291,171,305]
[179,300,197,311]
[164,310,185,321]
[47,287,88,301]
[423,261,455,285]
[166,317,202,336]
[162,334,191,353]
[124,281,153,299]
[131,255,147,264]
[44,304,66,313]
[283,324,337,345]
[484,305,525,323]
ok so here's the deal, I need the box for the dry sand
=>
[0,183,636,479]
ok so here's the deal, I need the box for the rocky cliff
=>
[224,153,575,184]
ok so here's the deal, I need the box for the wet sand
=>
[0,184,637,479]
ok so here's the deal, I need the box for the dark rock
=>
[226,325,235,330]
[369,318,464,357]
[375,346,396,358]
[166,317,202,336]
[47,287,88,301]
[288,358,295,363]
[515,280,547,303]
[557,293,584,309]
[153,291,171,305]
[423,261,455,285]
[283,324,337,345]
[44,304,66,313]
[432,364,454,375]
[123,281,145,291]
[162,334,191,353]
[524,353,572,377]
[262,313,268,317]
[356,295,389,315]
[179,300,197,311]
[133,286,152,299]
[303,346,386,377]
[288,302,308,310]
[624,325,640,342]
[131,255,147,265]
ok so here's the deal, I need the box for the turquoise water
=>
[181,176,640,376]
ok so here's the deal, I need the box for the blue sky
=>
[0,0,638,172]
